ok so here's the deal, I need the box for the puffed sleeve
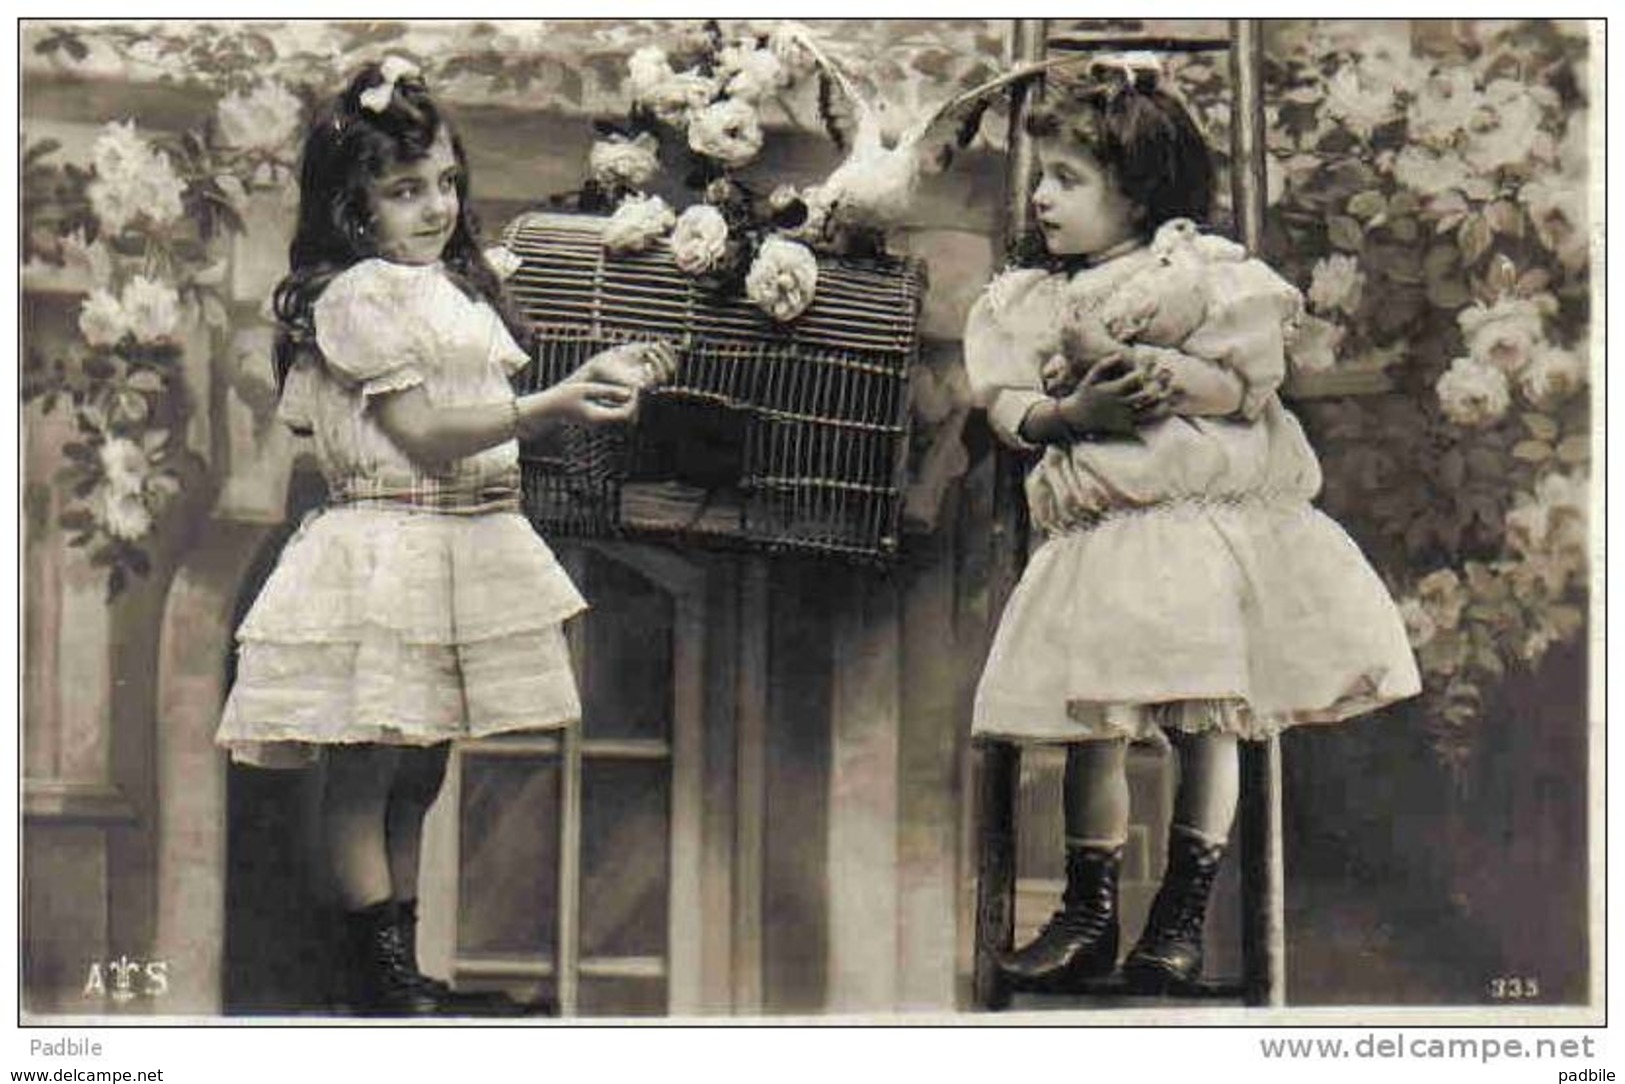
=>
[488,315,531,377]
[963,269,1060,450]
[312,262,434,399]
[1178,259,1304,420]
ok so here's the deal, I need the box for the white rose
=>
[483,244,522,281]
[1466,81,1548,174]
[669,204,730,275]
[1359,46,1434,103]
[88,122,186,234]
[78,289,129,348]
[91,120,151,182]
[1308,253,1366,317]
[1416,568,1467,630]
[1390,145,1472,199]
[216,80,303,152]
[588,132,661,188]
[1286,314,1344,374]
[1436,355,1511,427]
[1398,597,1438,650]
[1323,64,1396,140]
[646,70,718,128]
[627,46,675,104]
[745,237,819,322]
[121,275,182,343]
[687,98,764,168]
[1506,470,1589,585]
[99,437,151,497]
[1518,342,1586,406]
[777,185,833,244]
[1408,69,1484,148]
[97,489,153,541]
[603,194,676,254]
[88,178,143,237]
[1519,175,1589,273]
[1457,296,1551,375]
[719,44,788,103]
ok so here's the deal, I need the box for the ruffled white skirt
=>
[216,507,586,767]
[973,497,1421,743]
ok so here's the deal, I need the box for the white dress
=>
[216,259,586,767]
[965,247,1420,743]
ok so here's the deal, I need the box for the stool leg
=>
[973,741,1020,1010]
[1239,737,1286,1006]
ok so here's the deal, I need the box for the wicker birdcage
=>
[501,212,924,564]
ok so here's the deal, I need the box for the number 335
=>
[1489,976,1540,999]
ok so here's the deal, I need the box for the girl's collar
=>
[1046,236,1148,277]
[1084,236,1147,266]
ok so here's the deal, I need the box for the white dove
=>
[779,26,1089,231]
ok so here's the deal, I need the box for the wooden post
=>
[1229,18,1287,1008]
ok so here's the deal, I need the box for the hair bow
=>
[1087,51,1164,95]
[359,56,420,114]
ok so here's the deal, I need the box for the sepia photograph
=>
[12,12,1602,1051]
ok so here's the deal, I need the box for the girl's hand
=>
[1055,355,1154,437]
[518,381,638,437]
[573,342,679,390]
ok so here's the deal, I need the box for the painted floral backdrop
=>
[20,20,1595,764]
[1258,20,1592,768]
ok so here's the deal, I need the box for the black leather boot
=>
[396,900,550,1017]
[1122,827,1226,993]
[998,844,1121,992]
[344,901,441,1017]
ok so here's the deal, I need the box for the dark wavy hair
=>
[1013,66,1214,266]
[271,61,533,389]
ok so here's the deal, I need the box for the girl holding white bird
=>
[964,56,1420,994]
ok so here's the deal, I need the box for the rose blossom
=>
[718,44,788,103]
[627,46,675,105]
[216,79,303,152]
[687,98,764,168]
[1323,64,1397,140]
[87,121,186,234]
[121,275,182,343]
[1390,145,1472,200]
[1416,568,1467,630]
[588,132,660,188]
[99,437,151,496]
[1465,79,1552,174]
[1308,254,1366,317]
[603,194,676,254]
[745,237,819,322]
[1518,342,1586,407]
[483,244,522,281]
[645,70,718,128]
[1435,355,1511,427]
[97,488,153,541]
[669,204,730,274]
[1519,174,1589,273]
[78,289,128,348]
[1457,296,1553,375]
[1286,314,1344,374]
[1408,69,1483,148]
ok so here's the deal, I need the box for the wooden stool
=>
[970,19,1286,1011]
